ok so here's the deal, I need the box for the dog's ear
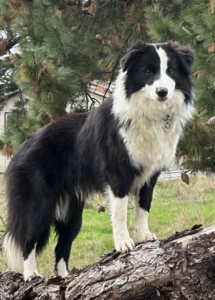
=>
[120,50,136,72]
[171,42,195,68]
[120,41,145,72]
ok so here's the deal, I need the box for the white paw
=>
[56,258,69,278]
[24,270,42,281]
[136,231,157,243]
[115,237,135,253]
[58,269,68,278]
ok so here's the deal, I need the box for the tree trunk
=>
[1,225,215,300]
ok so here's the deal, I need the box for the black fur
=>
[5,99,139,269]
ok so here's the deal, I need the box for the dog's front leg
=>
[135,200,157,242]
[110,193,135,253]
[135,173,160,242]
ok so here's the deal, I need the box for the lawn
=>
[0,175,215,278]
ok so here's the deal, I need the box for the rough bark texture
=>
[1,225,215,300]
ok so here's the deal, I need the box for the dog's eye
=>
[144,69,153,75]
[167,67,174,73]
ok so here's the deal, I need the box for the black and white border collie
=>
[3,41,194,281]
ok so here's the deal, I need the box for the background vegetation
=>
[0,0,215,170]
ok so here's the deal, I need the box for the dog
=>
[3,41,194,281]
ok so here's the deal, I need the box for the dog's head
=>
[120,41,194,103]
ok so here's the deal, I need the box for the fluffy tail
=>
[3,232,23,271]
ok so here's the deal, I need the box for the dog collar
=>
[163,114,171,131]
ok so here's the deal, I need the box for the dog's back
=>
[4,99,130,279]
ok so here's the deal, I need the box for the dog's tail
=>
[2,232,23,271]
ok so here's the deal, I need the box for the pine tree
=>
[0,0,215,172]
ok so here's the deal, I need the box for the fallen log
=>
[1,225,215,300]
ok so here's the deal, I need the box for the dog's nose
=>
[156,87,168,99]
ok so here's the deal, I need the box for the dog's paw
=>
[115,237,135,253]
[24,270,42,281]
[56,258,69,278]
[136,231,157,243]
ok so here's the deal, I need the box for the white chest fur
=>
[112,74,194,188]
[120,114,179,172]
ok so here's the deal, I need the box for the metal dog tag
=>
[163,114,171,131]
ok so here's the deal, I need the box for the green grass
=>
[0,175,215,278]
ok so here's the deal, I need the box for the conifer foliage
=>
[0,0,215,171]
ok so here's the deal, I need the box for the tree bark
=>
[1,225,215,300]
